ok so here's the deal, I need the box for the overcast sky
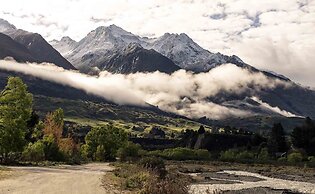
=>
[1,0,314,87]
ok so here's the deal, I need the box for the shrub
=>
[164,148,194,160]
[287,152,303,164]
[308,156,315,167]
[139,157,165,174]
[112,164,151,190]
[308,156,315,162]
[112,163,188,194]
[195,149,211,160]
[219,149,237,162]
[277,157,287,163]
[219,149,255,162]
[140,172,189,194]
[236,150,255,162]
[125,172,150,189]
[257,148,269,162]
[58,138,80,164]
[117,142,142,161]
[22,141,45,162]
[42,135,64,161]
[80,144,89,161]
[149,147,211,161]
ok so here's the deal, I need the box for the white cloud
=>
[250,96,299,117]
[0,59,289,119]
[0,0,314,86]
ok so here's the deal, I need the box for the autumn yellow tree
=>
[43,108,64,142]
[43,108,78,160]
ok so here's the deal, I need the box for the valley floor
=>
[0,163,113,194]
[1,162,315,194]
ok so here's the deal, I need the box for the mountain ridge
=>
[0,19,76,70]
[51,24,264,75]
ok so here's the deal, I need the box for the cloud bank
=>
[1,0,314,87]
[0,59,291,119]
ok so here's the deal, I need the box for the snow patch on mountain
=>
[143,32,219,71]
[0,18,16,33]
[50,36,77,56]
[51,24,248,73]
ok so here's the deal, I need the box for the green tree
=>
[198,125,205,134]
[22,141,45,162]
[117,141,142,161]
[0,77,33,162]
[291,117,315,155]
[42,135,63,161]
[25,111,40,142]
[267,123,287,156]
[84,125,128,161]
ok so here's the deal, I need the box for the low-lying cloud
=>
[0,59,290,119]
[250,96,299,117]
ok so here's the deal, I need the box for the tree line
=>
[0,77,129,164]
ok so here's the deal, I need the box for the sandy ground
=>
[0,163,114,194]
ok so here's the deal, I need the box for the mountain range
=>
[50,24,253,74]
[0,18,314,132]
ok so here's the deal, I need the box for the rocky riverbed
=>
[189,170,315,193]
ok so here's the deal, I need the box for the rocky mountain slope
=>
[52,25,181,73]
[89,43,180,74]
[51,24,253,73]
[0,19,75,70]
[0,32,37,62]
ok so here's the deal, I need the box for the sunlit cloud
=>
[0,59,290,119]
[0,0,314,86]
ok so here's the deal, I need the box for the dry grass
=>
[102,163,191,194]
[139,172,189,194]
[102,163,148,193]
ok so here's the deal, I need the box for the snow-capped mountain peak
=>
[60,36,76,44]
[50,36,78,56]
[146,32,219,71]
[0,18,17,32]
[49,24,265,74]
[88,25,141,45]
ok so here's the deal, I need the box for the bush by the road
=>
[147,147,211,161]
[140,172,188,194]
[288,152,303,164]
[117,142,142,161]
[22,141,45,162]
[139,156,165,172]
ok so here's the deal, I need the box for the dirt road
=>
[0,163,114,194]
